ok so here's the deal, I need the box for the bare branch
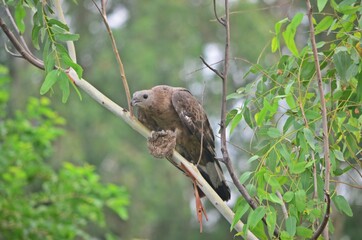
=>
[3,2,31,53]
[305,0,331,238]
[276,191,288,219]
[91,0,133,113]
[0,17,44,70]
[212,0,225,26]
[311,191,331,240]
[199,56,224,79]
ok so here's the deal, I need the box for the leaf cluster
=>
[0,65,129,239]
[5,0,83,102]
[228,0,361,238]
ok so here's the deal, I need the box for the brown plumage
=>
[131,85,230,201]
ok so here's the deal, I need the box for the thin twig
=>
[0,17,44,70]
[305,0,331,239]
[91,0,132,113]
[2,1,31,53]
[199,56,224,79]
[311,191,331,240]
[212,0,225,26]
[276,191,288,219]
[298,100,318,200]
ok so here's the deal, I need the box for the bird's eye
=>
[143,94,148,99]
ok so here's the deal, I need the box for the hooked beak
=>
[131,97,139,107]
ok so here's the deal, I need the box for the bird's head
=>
[131,89,153,109]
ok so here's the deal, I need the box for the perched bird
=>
[131,85,230,201]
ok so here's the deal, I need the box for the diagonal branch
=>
[0,17,44,70]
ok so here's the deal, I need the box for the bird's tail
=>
[198,160,231,201]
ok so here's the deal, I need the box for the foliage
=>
[0,65,129,239]
[5,0,83,103]
[228,0,361,238]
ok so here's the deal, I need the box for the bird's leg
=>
[147,130,176,158]
[180,163,208,233]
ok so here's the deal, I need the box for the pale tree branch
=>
[305,0,331,239]
[276,191,288,220]
[0,2,259,239]
[54,0,77,62]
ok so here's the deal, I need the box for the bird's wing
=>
[171,88,215,156]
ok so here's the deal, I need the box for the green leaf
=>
[333,195,353,217]
[280,231,293,240]
[266,207,277,237]
[40,69,59,95]
[303,128,316,150]
[296,226,313,238]
[226,92,242,100]
[264,172,282,191]
[239,171,253,185]
[230,111,242,135]
[31,25,42,50]
[56,45,83,78]
[45,51,55,74]
[333,149,345,162]
[315,16,333,34]
[55,33,80,42]
[15,5,26,34]
[286,93,296,109]
[231,201,250,231]
[58,71,70,103]
[248,206,266,229]
[294,190,306,212]
[267,127,281,138]
[243,106,253,128]
[290,161,308,174]
[247,155,260,164]
[283,191,294,203]
[286,216,297,236]
[272,18,288,52]
[317,0,328,12]
[333,50,353,81]
[271,36,279,52]
[48,18,70,31]
[226,109,237,127]
[275,18,288,35]
[268,193,283,205]
[282,13,303,57]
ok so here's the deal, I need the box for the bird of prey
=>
[131,85,230,202]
